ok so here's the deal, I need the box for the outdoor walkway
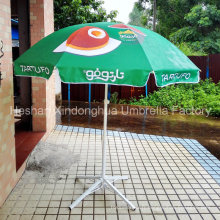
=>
[0,125,220,220]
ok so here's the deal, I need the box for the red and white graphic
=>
[109,24,146,36]
[54,26,121,56]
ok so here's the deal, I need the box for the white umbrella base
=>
[69,175,136,210]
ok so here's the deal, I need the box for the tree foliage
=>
[170,4,220,54]
[137,0,202,37]
[135,0,220,54]
[54,0,118,30]
[128,3,144,27]
[129,2,153,28]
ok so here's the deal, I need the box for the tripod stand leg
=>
[104,179,136,210]
[69,179,102,210]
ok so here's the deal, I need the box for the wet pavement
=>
[57,101,220,160]
[1,125,220,220]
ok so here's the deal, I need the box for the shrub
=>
[110,92,119,104]
[128,79,220,117]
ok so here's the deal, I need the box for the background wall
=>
[0,0,26,207]
[30,0,56,132]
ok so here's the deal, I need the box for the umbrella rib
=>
[129,25,154,74]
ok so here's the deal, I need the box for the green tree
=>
[137,0,202,37]
[129,3,145,27]
[137,1,220,35]
[136,0,220,54]
[129,2,153,28]
[170,4,220,54]
[54,0,118,30]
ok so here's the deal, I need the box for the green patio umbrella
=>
[14,22,200,210]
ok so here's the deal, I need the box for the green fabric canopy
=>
[14,22,200,87]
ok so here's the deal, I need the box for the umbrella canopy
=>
[14,22,200,87]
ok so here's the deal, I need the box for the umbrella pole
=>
[101,84,108,178]
[69,84,136,211]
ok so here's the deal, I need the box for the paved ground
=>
[0,125,220,220]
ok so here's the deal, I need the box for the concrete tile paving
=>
[0,125,220,220]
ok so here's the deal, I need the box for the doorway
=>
[11,0,45,171]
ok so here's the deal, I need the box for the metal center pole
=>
[102,84,108,179]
